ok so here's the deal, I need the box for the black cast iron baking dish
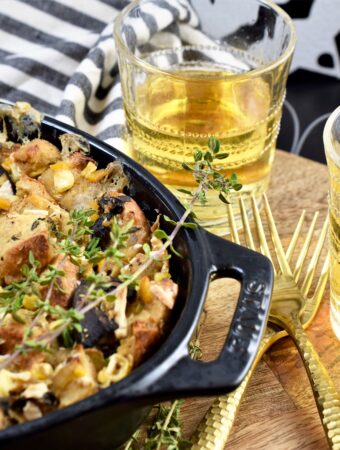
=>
[0,115,273,450]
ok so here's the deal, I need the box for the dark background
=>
[276,0,340,164]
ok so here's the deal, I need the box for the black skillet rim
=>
[0,116,213,440]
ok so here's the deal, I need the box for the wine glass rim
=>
[113,0,296,81]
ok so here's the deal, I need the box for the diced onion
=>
[23,209,48,216]
[97,354,131,387]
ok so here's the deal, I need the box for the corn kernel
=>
[0,197,11,210]
[1,159,12,172]
[139,276,153,303]
[73,365,85,378]
[97,259,106,272]
[50,161,70,171]
[81,162,97,178]
[53,169,75,193]
[22,294,40,310]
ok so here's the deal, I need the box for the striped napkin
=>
[0,0,194,151]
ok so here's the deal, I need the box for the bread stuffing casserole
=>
[0,103,178,429]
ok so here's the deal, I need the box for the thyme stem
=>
[80,184,201,317]
[156,400,180,450]
[0,137,240,379]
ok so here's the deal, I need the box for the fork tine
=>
[302,253,330,326]
[301,217,329,296]
[285,210,306,264]
[227,203,240,245]
[311,252,330,302]
[293,211,319,282]
[263,194,292,276]
[251,195,276,274]
[239,197,256,251]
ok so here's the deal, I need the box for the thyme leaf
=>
[0,135,240,450]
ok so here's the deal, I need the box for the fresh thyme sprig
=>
[123,430,141,450]
[75,217,136,308]
[0,210,96,363]
[0,252,41,323]
[140,326,203,450]
[0,137,240,382]
[0,213,85,363]
[0,249,86,369]
[143,136,241,256]
[0,133,239,448]
[0,213,136,370]
[180,136,242,206]
[143,401,191,450]
[58,208,95,264]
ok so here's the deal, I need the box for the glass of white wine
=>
[324,106,340,340]
[114,0,296,235]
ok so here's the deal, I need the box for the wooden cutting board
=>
[178,150,340,450]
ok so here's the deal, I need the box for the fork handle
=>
[285,315,340,449]
[192,333,273,450]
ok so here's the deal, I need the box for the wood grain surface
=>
[177,150,340,450]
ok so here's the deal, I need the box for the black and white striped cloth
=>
[0,0,195,151]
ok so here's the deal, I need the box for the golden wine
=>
[329,157,340,339]
[125,53,283,234]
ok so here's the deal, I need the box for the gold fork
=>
[193,196,339,450]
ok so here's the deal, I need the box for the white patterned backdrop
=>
[274,0,340,161]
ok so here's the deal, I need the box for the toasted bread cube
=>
[12,139,61,177]
[0,213,54,283]
[131,320,160,366]
[40,255,79,309]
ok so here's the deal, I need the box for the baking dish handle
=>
[137,231,273,400]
